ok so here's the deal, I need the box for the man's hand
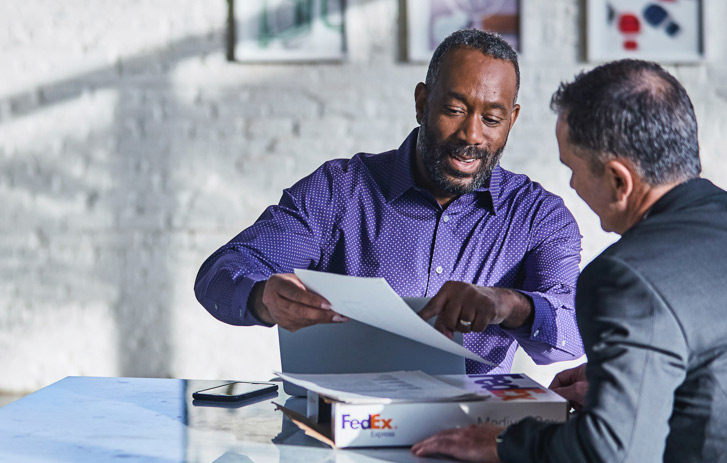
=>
[549,363,588,412]
[417,281,534,339]
[411,424,503,462]
[250,273,349,331]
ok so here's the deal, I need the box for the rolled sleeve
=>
[194,253,271,326]
[505,195,584,363]
[505,291,584,363]
[234,273,273,326]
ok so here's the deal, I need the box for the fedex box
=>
[278,373,568,448]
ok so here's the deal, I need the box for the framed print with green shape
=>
[229,0,346,62]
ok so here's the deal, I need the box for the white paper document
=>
[275,370,487,404]
[294,269,495,366]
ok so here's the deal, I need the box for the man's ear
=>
[414,82,428,125]
[509,103,520,129]
[604,159,634,205]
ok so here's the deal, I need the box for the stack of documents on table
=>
[276,370,486,404]
[274,370,568,448]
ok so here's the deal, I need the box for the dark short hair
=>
[425,28,520,103]
[551,59,701,185]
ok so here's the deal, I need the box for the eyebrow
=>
[445,91,508,113]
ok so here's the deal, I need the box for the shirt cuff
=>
[233,273,274,326]
[506,291,553,345]
[501,291,583,363]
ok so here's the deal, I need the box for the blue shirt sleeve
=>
[194,164,336,326]
[502,194,585,363]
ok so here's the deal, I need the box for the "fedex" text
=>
[341,414,393,430]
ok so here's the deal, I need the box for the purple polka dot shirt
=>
[195,129,584,373]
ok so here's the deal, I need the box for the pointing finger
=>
[417,293,446,321]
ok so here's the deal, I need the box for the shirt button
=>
[443,215,450,223]
[214,304,219,311]
[533,329,539,337]
[561,340,567,347]
[435,266,443,274]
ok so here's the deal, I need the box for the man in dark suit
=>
[412,59,727,462]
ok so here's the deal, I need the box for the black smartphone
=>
[192,381,278,402]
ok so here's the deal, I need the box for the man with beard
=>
[194,29,584,372]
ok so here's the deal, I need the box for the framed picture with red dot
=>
[587,0,703,62]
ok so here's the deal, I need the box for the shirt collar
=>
[385,129,419,203]
[483,164,501,214]
[385,127,499,214]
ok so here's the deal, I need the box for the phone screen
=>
[193,382,278,402]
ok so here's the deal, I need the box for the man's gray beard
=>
[416,118,506,196]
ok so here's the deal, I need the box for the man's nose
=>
[457,114,484,146]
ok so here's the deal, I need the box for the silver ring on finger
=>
[459,319,472,327]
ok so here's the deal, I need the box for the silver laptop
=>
[278,297,466,395]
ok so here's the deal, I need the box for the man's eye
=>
[445,107,463,115]
[483,117,501,126]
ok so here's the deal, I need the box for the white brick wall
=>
[1,0,726,392]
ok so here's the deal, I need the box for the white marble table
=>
[0,376,455,463]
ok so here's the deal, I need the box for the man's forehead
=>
[433,49,517,99]
[439,47,514,74]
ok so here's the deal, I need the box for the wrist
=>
[499,289,534,329]
[249,280,275,326]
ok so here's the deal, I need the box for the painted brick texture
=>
[1,0,726,392]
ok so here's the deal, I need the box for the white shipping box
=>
[277,373,568,448]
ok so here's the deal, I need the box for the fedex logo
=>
[469,374,541,391]
[341,414,393,430]
[468,374,545,401]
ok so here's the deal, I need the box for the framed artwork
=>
[407,0,521,62]
[228,0,346,62]
[587,0,703,62]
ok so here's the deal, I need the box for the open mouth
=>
[448,154,480,173]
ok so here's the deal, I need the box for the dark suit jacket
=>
[499,178,727,462]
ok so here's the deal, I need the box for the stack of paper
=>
[275,370,489,404]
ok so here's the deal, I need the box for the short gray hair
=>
[425,28,520,103]
[551,59,700,185]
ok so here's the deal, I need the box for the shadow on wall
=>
[0,0,402,386]
[0,29,226,378]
